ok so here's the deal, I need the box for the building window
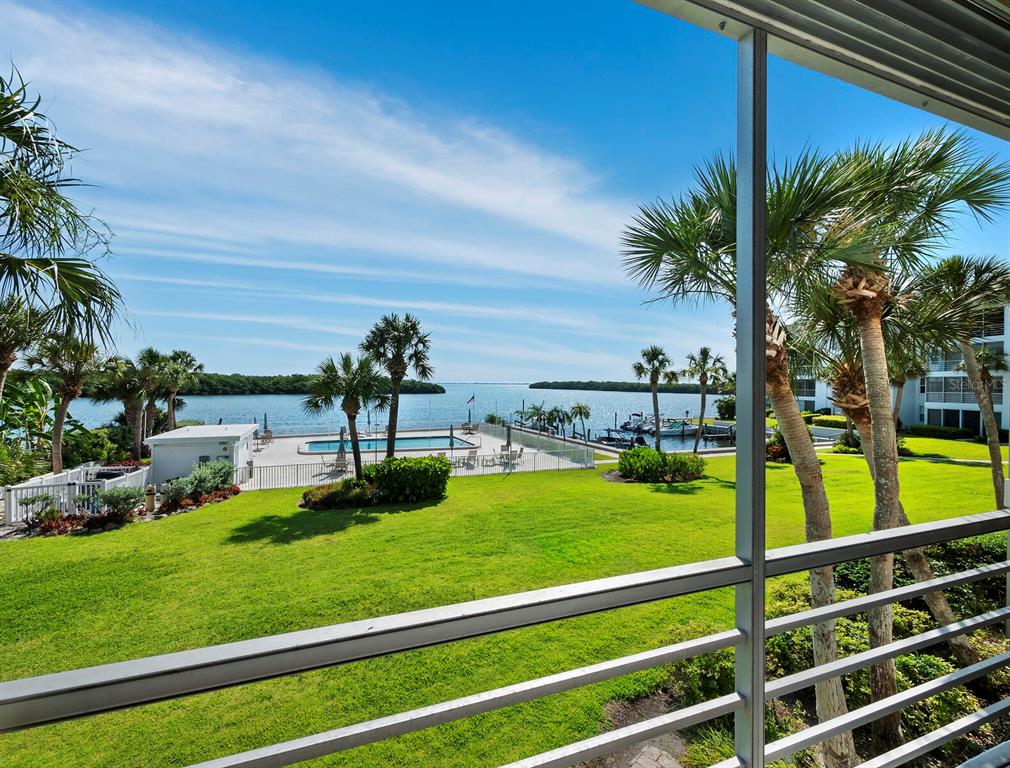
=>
[976,308,1005,338]
[795,378,815,398]
[943,409,961,429]
[919,377,926,394]
[927,409,941,426]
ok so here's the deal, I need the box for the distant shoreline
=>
[79,373,446,397]
[529,380,732,395]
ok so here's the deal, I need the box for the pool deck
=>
[248,427,593,477]
[253,429,494,465]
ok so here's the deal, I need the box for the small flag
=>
[467,393,475,404]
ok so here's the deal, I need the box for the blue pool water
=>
[305,435,473,452]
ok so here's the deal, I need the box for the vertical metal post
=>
[735,26,767,768]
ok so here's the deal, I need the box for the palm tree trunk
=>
[959,341,1005,508]
[166,389,179,431]
[347,414,363,479]
[851,415,982,670]
[145,398,158,438]
[386,378,401,459]
[892,381,904,430]
[693,381,706,453]
[767,364,858,767]
[854,305,904,753]
[51,395,73,474]
[651,383,661,452]
[127,405,143,460]
[0,355,12,405]
[580,417,586,441]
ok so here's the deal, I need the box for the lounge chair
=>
[464,449,478,467]
[482,455,499,468]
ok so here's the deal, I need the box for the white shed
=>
[145,424,257,485]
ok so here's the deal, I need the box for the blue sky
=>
[3,0,1007,381]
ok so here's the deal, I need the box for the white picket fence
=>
[2,465,151,525]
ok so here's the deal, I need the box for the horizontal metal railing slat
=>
[0,556,749,731]
[766,561,1010,635]
[766,606,1010,699]
[766,511,1010,576]
[743,649,1010,766]
[862,696,1010,768]
[498,693,744,768]
[188,630,743,768]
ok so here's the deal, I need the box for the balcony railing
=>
[2,511,1009,768]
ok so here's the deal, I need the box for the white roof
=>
[145,423,258,445]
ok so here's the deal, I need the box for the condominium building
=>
[798,304,1009,436]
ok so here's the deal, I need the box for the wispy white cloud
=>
[2,2,627,285]
[134,309,363,338]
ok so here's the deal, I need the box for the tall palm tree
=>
[828,132,1010,749]
[887,348,926,430]
[161,350,204,431]
[1,70,122,340]
[547,405,570,438]
[90,357,146,460]
[632,346,677,452]
[623,150,869,767]
[524,403,546,432]
[570,402,591,440]
[0,296,47,404]
[918,255,1010,509]
[26,336,108,472]
[360,314,433,459]
[795,285,983,676]
[303,354,389,479]
[681,347,728,452]
[136,347,167,438]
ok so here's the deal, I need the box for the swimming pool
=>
[303,435,473,453]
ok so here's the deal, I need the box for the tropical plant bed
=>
[0,456,998,767]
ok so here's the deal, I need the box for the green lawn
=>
[901,436,1009,462]
[0,456,998,767]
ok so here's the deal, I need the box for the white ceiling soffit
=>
[639,0,1010,140]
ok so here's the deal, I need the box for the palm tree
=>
[135,348,167,438]
[918,255,1010,509]
[1,70,122,340]
[795,284,983,676]
[570,403,591,440]
[887,348,926,430]
[682,347,728,452]
[828,132,1010,749]
[623,150,866,767]
[360,314,433,459]
[90,357,146,460]
[547,405,570,439]
[161,350,204,431]
[524,403,547,432]
[632,346,677,452]
[26,336,108,472]
[303,354,389,479]
[0,297,47,404]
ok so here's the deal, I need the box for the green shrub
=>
[62,428,120,467]
[618,447,705,483]
[301,478,375,510]
[20,494,61,530]
[811,415,847,428]
[189,460,235,497]
[907,424,973,439]
[484,414,507,426]
[799,411,816,424]
[372,455,452,503]
[0,444,48,486]
[665,452,706,481]
[714,396,735,420]
[94,486,145,524]
[160,476,196,510]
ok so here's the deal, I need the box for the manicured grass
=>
[0,456,998,767]
[901,435,1009,462]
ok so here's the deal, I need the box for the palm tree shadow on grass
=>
[225,500,441,545]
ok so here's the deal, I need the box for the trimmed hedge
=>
[907,424,973,440]
[811,415,847,428]
[372,455,452,503]
[617,447,705,483]
[302,455,453,509]
[714,396,735,420]
[302,478,375,510]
